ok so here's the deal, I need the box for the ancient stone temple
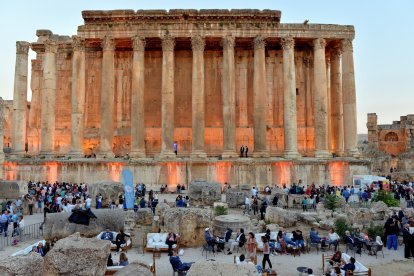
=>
[2,9,369,187]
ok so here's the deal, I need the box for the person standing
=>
[245,146,249,157]
[402,223,414,259]
[240,145,244,157]
[385,217,399,250]
[97,193,103,209]
[246,232,257,262]
[173,141,178,156]
[261,236,272,271]
[28,196,34,215]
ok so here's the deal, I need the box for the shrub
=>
[372,190,400,207]
[366,222,384,240]
[214,205,228,216]
[325,194,341,212]
[335,217,351,240]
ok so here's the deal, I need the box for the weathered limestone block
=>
[0,181,20,199]
[225,188,246,207]
[189,179,221,206]
[266,223,279,232]
[213,215,250,237]
[187,261,257,276]
[0,253,43,276]
[288,194,304,208]
[319,220,335,230]
[154,202,170,225]
[137,208,154,225]
[350,209,373,225]
[265,207,297,227]
[43,209,125,242]
[113,261,153,276]
[297,212,317,225]
[88,181,124,207]
[163,208,212,247]
[370,201,389,220]
[43,233,110,276]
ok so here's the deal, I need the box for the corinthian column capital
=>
[253,36,266,50]
[161,35,175,52]
[101,36,115,51]
[16,41,30,55]
[341,39,353,52]
[280,37,294,50]
[72,35,85,52]
[313,38,326,50]
[44,40,58,53]
[221,35,235,50]
[191,35,205,52]
[331,46,342,59]
[132,36,146,51]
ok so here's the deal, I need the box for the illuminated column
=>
[191,35,207,158]
[11,41,30,155]
[160,35,175,158]
[130,36,146,158]
[98,36,115,157]
[252,36,269,157]
[221,36,238,158]
[281,37,300,159]
[40,40,58,156]
[313,38,330,158]
[341,39,359,157]
[68,36,86,157]
[330,46,344,156]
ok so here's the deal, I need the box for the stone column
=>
[341,39,359,157]
[330,46,344,156]
[40,40,58,156]
[130,36,146,158]
[98,36,115,157]
[191,35,207,158]
[281,37,300,159]
[221,36,238,158]
[159,35,175,158]
[11,41,30,155]
[68,36,86,157]
[252,36,269,157]
[313,38,330,158]
[0,97,5,172]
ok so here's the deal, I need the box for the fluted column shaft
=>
[68,36,86,157]
[160,35,175,158]
[12,41,30,155]
[40,40,58,155]
[281,37,300,159]
[191,36,207,158]
[130,36,146,158]
[341,39,359,157]
[221,36,238,158]
[313,38,330,158]
[253,36,269,157]
[98,36,115,157]
[330,47,344,156]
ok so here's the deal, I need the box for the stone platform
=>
[2,157,370,190]
[213,214,251,237]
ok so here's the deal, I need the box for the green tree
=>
[324,194,341,212]
[372,190,400,207]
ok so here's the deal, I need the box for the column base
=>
[252,151,270,158]
[158,150,176,159]
[345,148,360,158]
[221,150,239,158]
[315,150,332,159]
[284,150,300,159]
[190,150,207,159]
[129,150,146,159]
[97,151,114,159]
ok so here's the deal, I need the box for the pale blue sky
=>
[0,0,413,134]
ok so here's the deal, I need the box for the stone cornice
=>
[82,9,281,24]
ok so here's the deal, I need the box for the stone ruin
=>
[225,184,251,207]
[88,180,124,208]
[188,179,221,206]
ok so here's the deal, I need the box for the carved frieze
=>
[161,35,175,52]
[191,35,205,52]
[280,37,294,50]
[132,36,146,51]
[16,41,30,55]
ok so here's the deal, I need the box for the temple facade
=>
[1,10,369,187]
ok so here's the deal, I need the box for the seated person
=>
[119,252,129,266]
[107,253,114,267]
[169,250,193,271]
[236,254,256,267]
[293,229,305,250]
[329,250,343,266]
[228,228,246,255]
[100,228,114,241]
[165,231,179,251]
[37,242,45,257]
[284,232,297,247]
[326,228,340,251]
[205,228,218,252]
[115,229,130,251]
[276,230,287,253]
[224,227,233,242]
[341,257,356,273]
[344,231,362,254]
[310,227,321,243]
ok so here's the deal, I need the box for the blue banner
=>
[122,169,134,209]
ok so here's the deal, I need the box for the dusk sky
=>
[0,0,413,134]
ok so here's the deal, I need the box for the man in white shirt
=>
[85,196,92,210]
[244,197,251,215]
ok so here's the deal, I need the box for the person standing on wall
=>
[245,146,248,158]
[174,141,178,156]
[240,145,244,157]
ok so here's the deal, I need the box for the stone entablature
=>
[6,9,360,160]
